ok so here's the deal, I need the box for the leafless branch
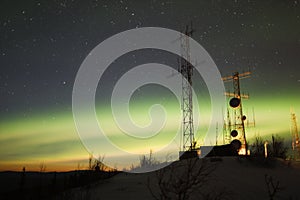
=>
[147,158,220,200]
[265,174,284,200]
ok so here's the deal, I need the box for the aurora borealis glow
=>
[1,0,300,171]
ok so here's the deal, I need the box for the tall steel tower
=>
[222,71,251,155]
[291,111,300,160]
[179,24,196,152]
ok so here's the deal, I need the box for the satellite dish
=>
[231,139,242,151]
[229,97,240,108]
[231,130,238,137]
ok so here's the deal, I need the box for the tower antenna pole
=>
[179,23,196,151]
[222,71,251,155]
[291,110,300,160]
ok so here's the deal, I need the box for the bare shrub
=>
[147,158,229,200]
[88,154,107,171]
[250,135,265,157]
[269,135,288,159]
[130,150,169,172]
[265,174,284,200]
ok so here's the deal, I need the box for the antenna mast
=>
[291,111,300,160]
[222,71,252,155]
[179,23,196,151]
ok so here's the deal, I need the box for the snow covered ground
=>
[53,157,300,200]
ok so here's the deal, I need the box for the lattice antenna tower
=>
[223,108,232,144]
[222,71,252,155]
[291,111,300,160]
[179,23,196,151]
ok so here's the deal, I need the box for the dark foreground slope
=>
[1,157,299,200]
[0,170,117,200]
[51,157,300,200]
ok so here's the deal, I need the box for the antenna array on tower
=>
[222,71,254,155]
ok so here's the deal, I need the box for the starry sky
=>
[0,0,300,171]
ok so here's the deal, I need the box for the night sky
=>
[1,0,300,171]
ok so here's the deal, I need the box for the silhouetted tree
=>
[269,135,288,159]
[130,149,165,172]
[88,154,107,171]
[38,162,46,199]
[93,155,106,171]
[88,153,93,170]
[139,149,156,168]
[250,135,265,157]
[20,166,26,192]
[147,158,230,200]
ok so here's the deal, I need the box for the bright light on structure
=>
[238,147,246,155]
[264,141,268,158]
[238,148,251,156]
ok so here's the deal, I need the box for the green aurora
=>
[1,93,299,171]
